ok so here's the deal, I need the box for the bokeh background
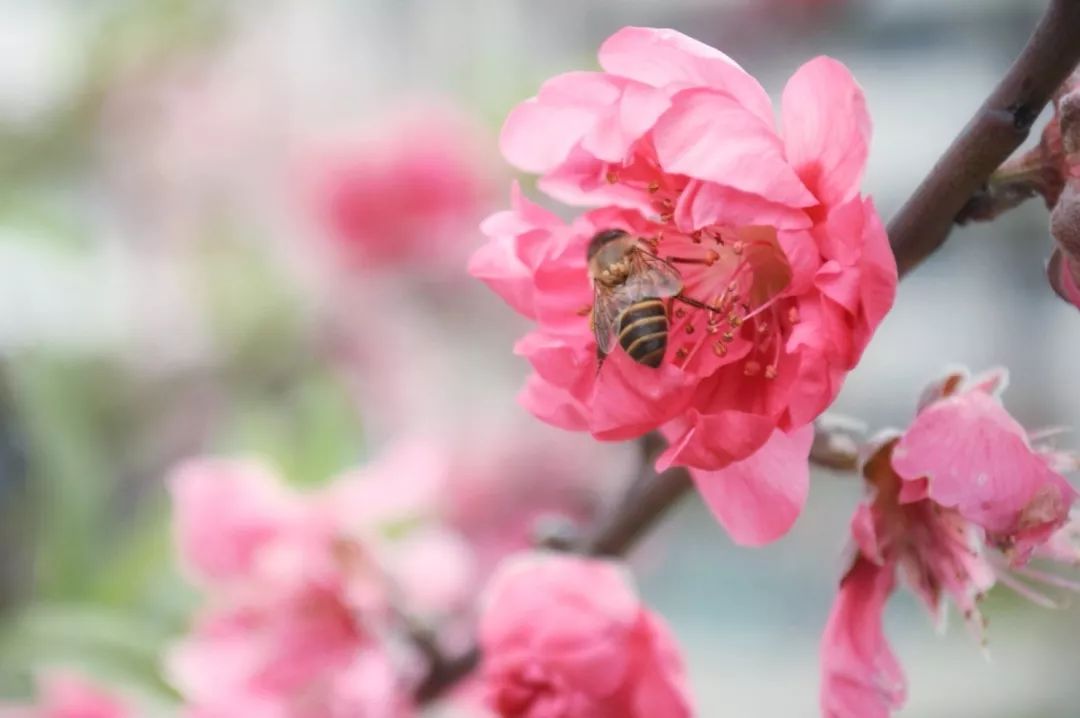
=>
[0,0,1077,715]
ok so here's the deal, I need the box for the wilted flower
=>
[0,672,131,718]
[820,368,1079,718]
[472,27,896,544]
[478,553,692,718]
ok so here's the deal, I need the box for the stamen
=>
[994,570,1059,608]
[764,365,777,379]
[788,306,800,324]
[713,341,728,356]
[605,170,619,184]
[1013,565,1080,593]
[685,324,695,335]
[647,181,661,193]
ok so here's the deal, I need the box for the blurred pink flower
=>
[472,27,896,545]
[0,672,131,718]
[302,104,496,271]
[167,456,416,717]
[820,368,1080,717]
[478,554,692,718]
[439,424,627,575]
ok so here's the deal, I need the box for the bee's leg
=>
[666,254,717,266]
[672,293,715,312]
[595,346,607,376]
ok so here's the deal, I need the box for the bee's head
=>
[586,228,630,261]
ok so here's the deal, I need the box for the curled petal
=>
[820,558,905,718]
[892,390,1078,556]
[688,425,813,546]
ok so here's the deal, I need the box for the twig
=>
[888,0,1080,278]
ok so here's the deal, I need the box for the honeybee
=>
[587,229,683,368]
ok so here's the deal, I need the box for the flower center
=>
[658,225,793,377]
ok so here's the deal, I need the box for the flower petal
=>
[598,27,774,126]
[820,558,906,718]
[652,89,816,207]
[689,425,813,546]
[781,57,871,208]
[892,390,1078,550]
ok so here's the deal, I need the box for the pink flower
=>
[302,103,496,271]
[166,457,415,718]
[820,368,1079,717]
[0,673,131,718]
[478,553,692,718]
[472,27,896,545]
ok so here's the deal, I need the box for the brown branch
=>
[889,0,1080,278]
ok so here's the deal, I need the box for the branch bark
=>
[889,0,1080,278]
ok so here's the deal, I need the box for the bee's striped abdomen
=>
[617,298,668,368]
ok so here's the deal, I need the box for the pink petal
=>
[500,72,668,173]
[652,89,816,207]
[468,235,537,319]
[781,57,871,208]
[820,558,905,718]
[589,352,698,441]
[519,373,591,433]
[892,391,1078,539]
[168,459,297,584]
[674,181,813,234]
[598,27,774,127]
[656,409,776,472]
[689,425,814,546]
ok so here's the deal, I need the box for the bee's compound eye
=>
[586,228,630,260]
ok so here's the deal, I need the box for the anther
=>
[788,307,800,324]
[728,313,742,327]
[605,170,619,184]
[685,324,695,335]
[722,331,734,343]
[660,212,674,223]
[731,241,744,256]
[756,321,769,334]
[647,181,661,194]
[764,365,778,380]
[674,307,686,319]
[713,342,728,356]
[706,323,720,335]
[704,250,719,266]
[744,361,761,376]
[675,347,689,362]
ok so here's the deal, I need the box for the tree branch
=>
[889,0,1080,278]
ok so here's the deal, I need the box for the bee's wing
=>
[592,285,636,355]
[623,250,683,299]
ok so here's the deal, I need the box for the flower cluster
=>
[472,26,897,545]
[820,368,1080,718]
